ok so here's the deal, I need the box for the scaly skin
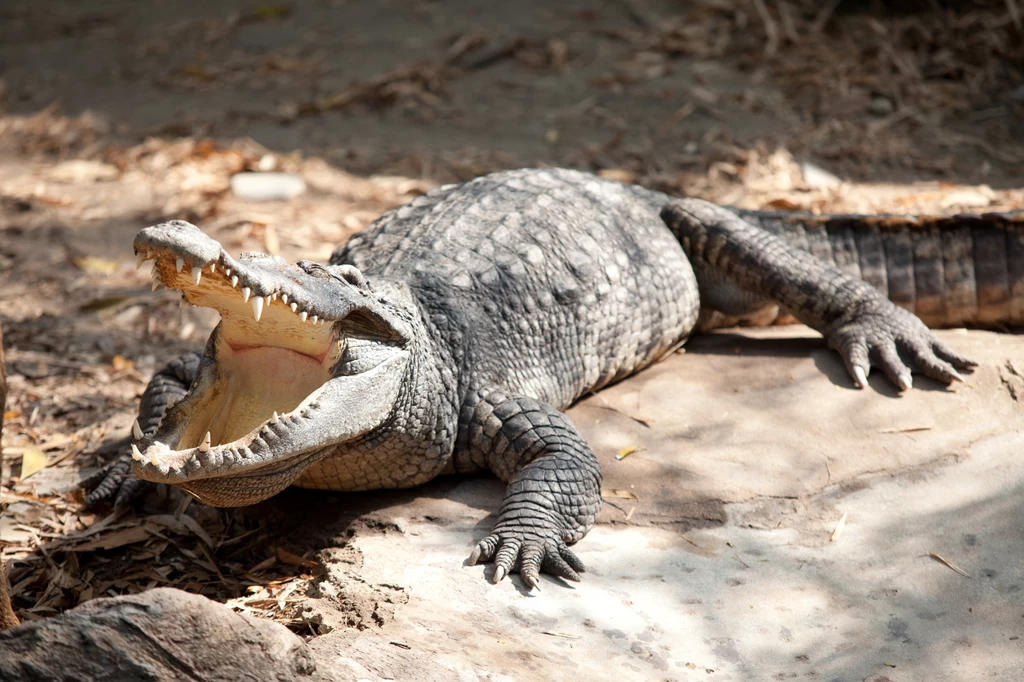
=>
[85,169,1011,589]
[734,209,1024,328]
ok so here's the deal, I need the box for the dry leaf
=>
[20,445,48,479]
[254,4,291,19]
[72,526,151,552]
[180,65,213,81]
[0,517,35,543]
[249,556,277,573]
[602,488,639,500]
[878,425,932,434]
[264,224,280,255]
[178,514,214,548]
[46,160,119,183]
[598,168,637,184]
[764,197,804,211]
[49,565,79,590]
[72,257,120,274]
[111,355,134,371]
[830,512,848,543]
[615,446,643,460]
[927,552,972,579]
[276,547,318,568]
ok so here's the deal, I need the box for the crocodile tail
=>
[737,209,1024,329]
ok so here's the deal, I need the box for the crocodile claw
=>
[469,529,584,589]
[828,295,976,391]
[81,451,152,512]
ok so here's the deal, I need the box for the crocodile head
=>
[129,220,414,506]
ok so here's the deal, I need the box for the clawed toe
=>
[468,530,585,589]
[832,305,977,392]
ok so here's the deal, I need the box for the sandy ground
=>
[1,1,1023,680]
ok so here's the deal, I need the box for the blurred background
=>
[0,0,1022,626]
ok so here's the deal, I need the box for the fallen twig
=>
[927,552,972,579]
[750,0,779,57]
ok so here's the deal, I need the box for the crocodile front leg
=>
[462,388,602,589]
[662,200,976,390]
[82,351,201,511]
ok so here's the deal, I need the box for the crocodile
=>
[84,168,1023,589]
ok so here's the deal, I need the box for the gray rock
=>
[799,161,843,189]
[231,172,307,201]
[868,96,895,116]
[0,587,343,681]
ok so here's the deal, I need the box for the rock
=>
[230,172,307,201]
[868,96,895,116]
[799,161,842,189]
[0,588,344,680]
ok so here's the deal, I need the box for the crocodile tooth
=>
[299,311,308,322]
[252,296,264,321]
[209,262,217,273]
[231,275,239,288]
[198,431,211,453]
[151,279,161,292]
[289,302,297,312]
[150,261,159,276]
[242,287,251,303]
[225,268,232,277]
[149,451,160,466]
[270,293,277,302]
[131,444,143,461]
[311,315,318,324]
[136,252,145,270]
[192,268,202,286]
[281,294,288,304]
[271,411,279,424]
[132,419,143,440]
[175,257,184,273]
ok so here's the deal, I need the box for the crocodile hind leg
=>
[82,351,202,511]
[461,387,602,590]
[661,200,976,391]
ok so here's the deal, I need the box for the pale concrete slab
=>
[305,327,1024,681]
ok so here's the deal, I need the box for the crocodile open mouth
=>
[134,249,345,471]
[125,221,410,505]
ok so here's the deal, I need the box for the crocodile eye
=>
[297,260,334,280]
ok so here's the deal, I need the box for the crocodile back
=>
[333,169,700,409]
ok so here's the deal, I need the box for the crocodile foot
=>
[468,525,586,589]
[825,293,976,391]
[81,452,152,512]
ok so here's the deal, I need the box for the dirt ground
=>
[1,1,1023,680]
